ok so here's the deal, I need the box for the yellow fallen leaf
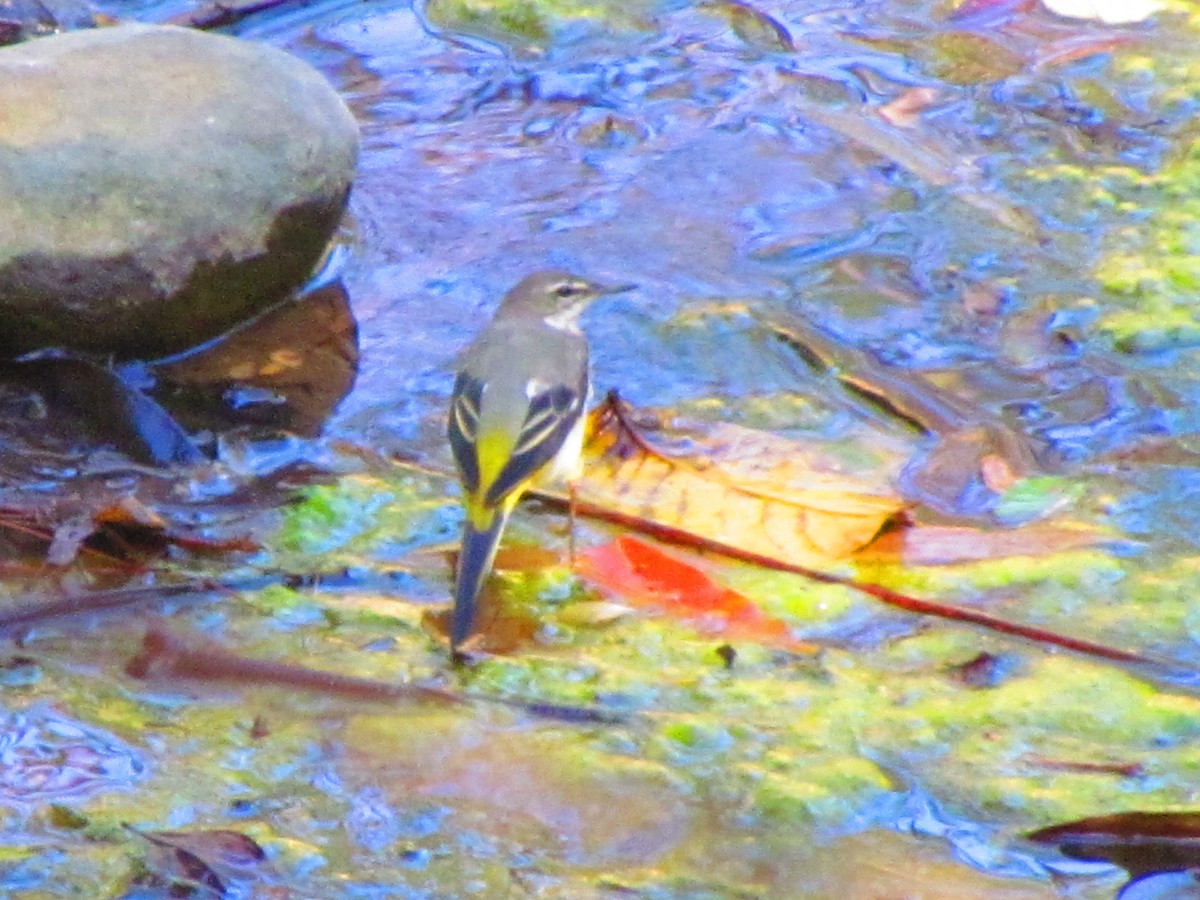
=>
[556,394,904,567]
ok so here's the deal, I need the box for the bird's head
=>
[498,270,635,327]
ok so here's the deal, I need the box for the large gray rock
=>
[0,24,358,358]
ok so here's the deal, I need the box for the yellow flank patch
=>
[466,499,499,531]
[465,487,522,530]
[475,428,518,494]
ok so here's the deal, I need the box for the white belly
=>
[543,412,586,485]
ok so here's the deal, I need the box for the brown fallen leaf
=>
[91,496,259,558]
[92,496,167,530]
[422,581,543,656]
[125,824,287,899]
[560,393,904,568]
[768,313,1054,519]
[1028,811,1200,876]
[699,0,795,51]
[861,522,1110,565]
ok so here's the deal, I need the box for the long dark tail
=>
[451,509,511,650]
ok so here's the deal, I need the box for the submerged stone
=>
[0,0,95,46]
[0,23,358,359]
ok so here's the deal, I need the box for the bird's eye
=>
[554,281,584,298]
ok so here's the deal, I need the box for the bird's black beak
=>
[599,281,637,296]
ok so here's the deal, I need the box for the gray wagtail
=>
[447,270,633,652]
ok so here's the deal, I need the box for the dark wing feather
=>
[448,370,482,495]
[483,382,583,508]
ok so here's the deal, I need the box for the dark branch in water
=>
[167,0,306,30]
[125,626,627,724]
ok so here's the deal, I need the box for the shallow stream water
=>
[6,0,1200,896]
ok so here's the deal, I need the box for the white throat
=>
[543,300,589,331]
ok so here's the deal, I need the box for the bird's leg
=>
[567,480,579,567]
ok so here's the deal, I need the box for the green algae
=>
[745,756,898,826]
[1019,16,1200,352]
[993,476,1087,525]
[279,471,456,562]
[1097,146,1200,350]
[424,0,655,46]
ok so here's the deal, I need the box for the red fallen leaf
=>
[576,536,819,653]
